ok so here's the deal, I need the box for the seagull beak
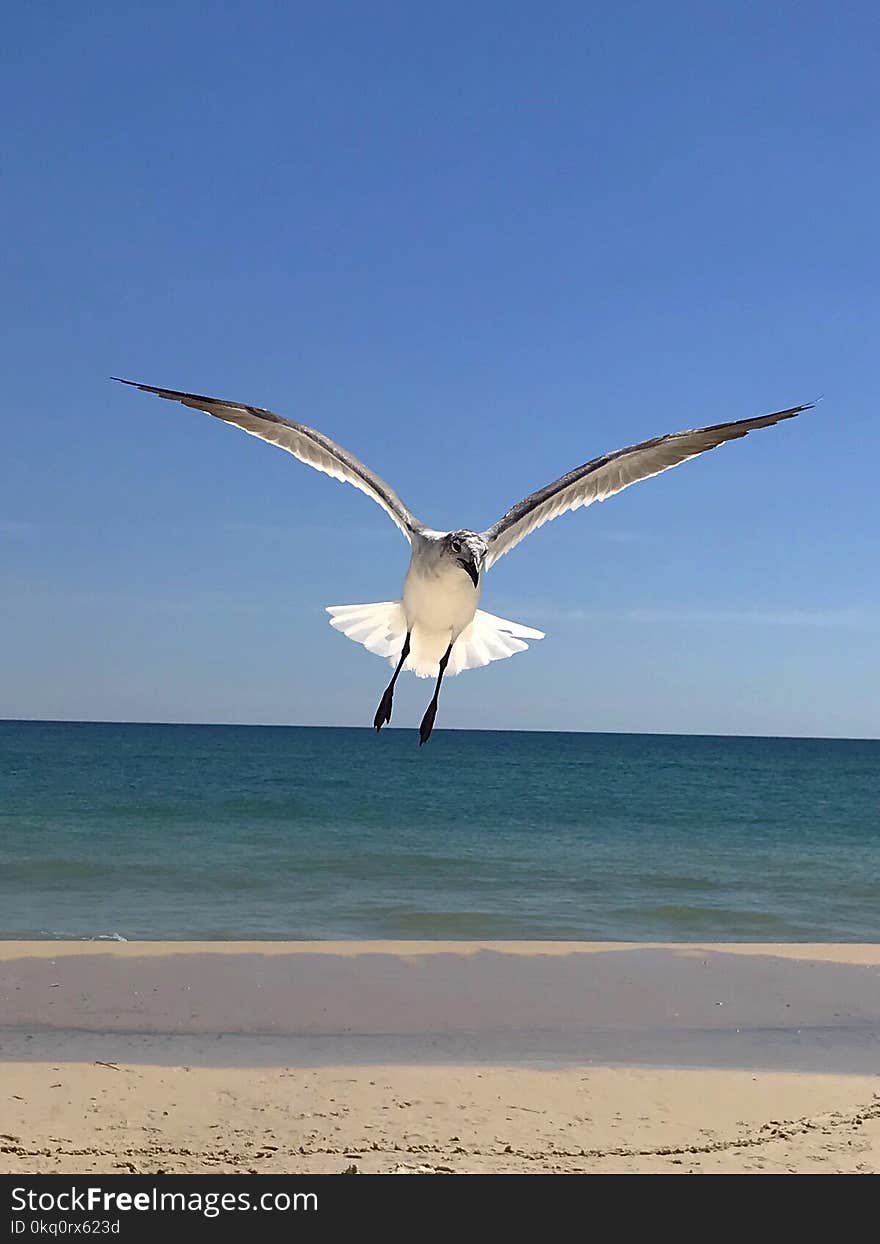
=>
[457,556,479,588]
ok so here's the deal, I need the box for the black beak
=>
[457,556,479,588]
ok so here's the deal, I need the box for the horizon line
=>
[1,717,877,744]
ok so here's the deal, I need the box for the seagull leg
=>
[418,641,453,746]
[373,631,411,731]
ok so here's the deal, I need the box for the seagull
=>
[114,378,812,743]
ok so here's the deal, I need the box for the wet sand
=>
[2,941,878,1173]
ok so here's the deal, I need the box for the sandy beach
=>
[2,941,878,1174]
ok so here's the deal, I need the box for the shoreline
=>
[2,940,878,1173]
[4,938,880,962]
[3,940,879,1063]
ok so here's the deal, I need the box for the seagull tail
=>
[326,602,545,678]
[325,602,408,661]
[445,610,545,677]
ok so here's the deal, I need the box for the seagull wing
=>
[113,378,426,542]
[481,404,813,569]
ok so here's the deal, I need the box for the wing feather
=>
[481,404,812,569]
[113,378,424,542]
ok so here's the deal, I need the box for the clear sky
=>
[2,2,878,737]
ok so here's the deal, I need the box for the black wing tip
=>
[765,400,816,421]
[722,400,817,433]
[110,377,228,408]
[111,376,178,396]
[111,376,172,397]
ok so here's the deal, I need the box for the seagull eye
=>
[451,539,462,553]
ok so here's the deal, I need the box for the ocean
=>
[0,721,877,942]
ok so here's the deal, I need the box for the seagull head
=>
[444,531,486,588]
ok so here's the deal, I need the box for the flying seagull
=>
[114,378,811,744]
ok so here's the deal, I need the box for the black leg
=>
[373,632,411,731]
[419,641,453,746]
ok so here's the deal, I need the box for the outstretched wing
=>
[481,404,812,569]
[113,378,426,542]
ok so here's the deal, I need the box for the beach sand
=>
[1,941,878,1174]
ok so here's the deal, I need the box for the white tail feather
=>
[326,602,406,659]
[326,603,544,678]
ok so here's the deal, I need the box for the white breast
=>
[402,558,481,638]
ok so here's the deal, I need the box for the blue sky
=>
[2,2,878,736]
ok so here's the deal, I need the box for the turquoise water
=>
[0,721,877,941]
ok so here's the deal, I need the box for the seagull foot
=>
[373,687,395,731]
[418,700,438,746]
